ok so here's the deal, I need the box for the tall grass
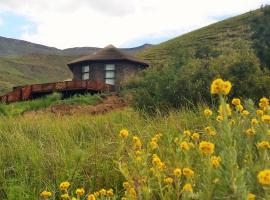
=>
[0,107,205,199]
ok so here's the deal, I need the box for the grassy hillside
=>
[138,9,262,66]
[0,54,75,94]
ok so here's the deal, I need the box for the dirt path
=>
[24,95,129,116]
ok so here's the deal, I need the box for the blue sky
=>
[0,0,269,49]
[0,12,37,39]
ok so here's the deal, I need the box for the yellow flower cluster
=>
[183,168,194,178]
[257,141,270,149]
[210,78,232,95]
[261,115,270,123]
[59,181,70,191]
[119,129,129,138]
[246,128,256,136]
[204,126,216,136]
[182,183,193,192]
[247,193,256,200]
[150,133,162,150]
[258,169,270,185]
[152,154,166,171]
[203,108,213,117]
[199,141,215,155]
[40,191,52,198]
[75,188,85,196]
[173,168,182,177]
[133,136,142,150]
[211,156,221,168]
[122,181,137,199]
[164,177,174,185]
[259,97,269,109]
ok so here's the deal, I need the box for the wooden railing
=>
[0,80,115,104]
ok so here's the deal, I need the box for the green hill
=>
[138,9,262,66]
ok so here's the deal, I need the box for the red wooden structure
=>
[0,80,114,104]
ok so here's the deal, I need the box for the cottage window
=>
[105,64,115,85]
[82,66,89,80]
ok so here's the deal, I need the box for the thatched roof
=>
[68,45,149,66]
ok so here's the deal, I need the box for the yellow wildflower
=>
[211,156,221,168]
[259,97,269,108]
[121,198,127,200]
[183,130,191,137]
[40,191,52,198]
[93,192,99,197]
[258,169,270,185]
[251,118,259,126]
[164,177,174,185]
[152,154,166,170]
[87,194,96,200]
[123,181,130,190]
[204,109,213,117]
[61,193,70,200]
[204,126,212,134]
[71,197,77,200]
[218,104,232,116]
[59,182,70,190]
[150,140,158,150]
[173,168,182,177]
[242,110,250,117]
[236,104,244,112]
[99,189,107,196]
[119,129,129,138]
[257,141,270,149]
[183,168,194,178]
[133,136,142,150]
[246,128,256,136]
[128,187,137,197]
[199,141,215,155]
[75,188,85,196]
[210,78,232,95]
[247,193,256,200]
[262,115,270,123]
[191,133,200,141]
[182,183,193,192]
[256,109,264,116]
[180,141,190,151]
[232,98,241,106]
[216,115,223,122]
[106,189,114,196]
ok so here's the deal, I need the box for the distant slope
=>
[0,36,152,57]
[138,9,262,66]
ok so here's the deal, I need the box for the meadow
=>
[0,79,269,200]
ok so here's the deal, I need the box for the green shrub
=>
[126,41,270,113]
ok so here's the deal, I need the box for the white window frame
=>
[105,64,115,85]
[82,65,90,80]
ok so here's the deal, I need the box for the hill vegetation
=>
[129,6,270,113]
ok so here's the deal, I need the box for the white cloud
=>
[0,0,269,49]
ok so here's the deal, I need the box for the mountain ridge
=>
[0,35,152,57]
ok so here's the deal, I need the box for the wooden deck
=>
[0,80,114,104]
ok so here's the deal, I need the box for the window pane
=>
[82,73,89,80]
[106,64,115,70]
[106,71,115,78]
[82,66,89,73]
[106,79,115,85]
